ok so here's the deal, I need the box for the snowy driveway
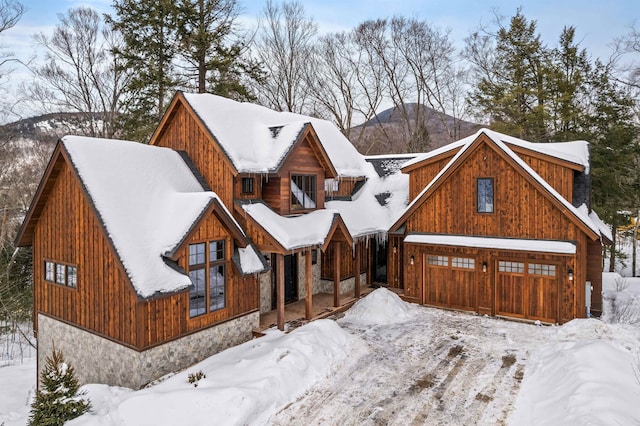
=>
[271,304,547,425]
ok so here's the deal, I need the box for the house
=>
[16,92,407,389]
[388,128,611,323]
[149,92,406,329]
[16,136,268,389]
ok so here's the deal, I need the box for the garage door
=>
[496,260,558,323]
[423,254,476,311]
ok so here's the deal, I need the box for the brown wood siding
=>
[321,241,367,280]
[33,162,140,347]
[275,136,326,216]
[387,236,403,290]
[34,160,259,350]
[586,239,603,315]
[408,156,454,201]
[234,174,263,201]
[516,152,574,202]
[153,102,236,207]
[404,243,579,323]
[326,177,364,198]
[405,142,581,242]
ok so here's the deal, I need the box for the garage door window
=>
[498,261,525,273]
[427,255,448,266]
[452,257,475,269]
[528,263,556,276]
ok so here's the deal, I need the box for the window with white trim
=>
[528,263,556,276]
[452,257,475,269]
[427,255,448,266]
[498,261,525,273]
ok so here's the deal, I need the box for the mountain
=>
[349,103,481,155]
[1,112,106,145]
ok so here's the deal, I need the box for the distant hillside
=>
[1,112,105,145]
[350,103,481,155]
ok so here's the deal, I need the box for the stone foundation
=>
[37,312,259,389]
[318,273,367,295]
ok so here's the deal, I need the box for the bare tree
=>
[253,0,316,113]
[28,6,131,138]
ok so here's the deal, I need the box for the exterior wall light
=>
[568,269,574,281]
[393,245,397,254]
[482,261,487,273]
[410,255,415,265]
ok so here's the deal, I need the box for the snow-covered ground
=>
[1,288,639,425]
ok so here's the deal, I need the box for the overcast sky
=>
[3,0,639,119]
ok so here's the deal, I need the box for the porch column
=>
[276,253,285,331]
[334,242,341,307]
[305,250,313,320]
[366,241,372,286]
[354,242,361,298]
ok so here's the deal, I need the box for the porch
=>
[258,285,400,331]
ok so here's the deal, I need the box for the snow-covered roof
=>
[327,163,408,239]
[62,136,264,298]
[393,129,601,238]
[586,208,613,242]
[241,202,347,251]
[402,128,589,172]
[182,93,368,177]
[404,234,577,254]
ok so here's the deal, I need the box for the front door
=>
[272,254,298,308]
[372,241,388,283]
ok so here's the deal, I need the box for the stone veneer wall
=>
[297,251,323,298]
[259,270,272,314]
[37,311,259,390]
[318,273,367,295]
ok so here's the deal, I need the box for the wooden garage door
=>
[423,255,476,311]
[496,260,558,323]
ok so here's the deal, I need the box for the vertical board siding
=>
[34,159,259,351]
[153,102,235,208]
[321,241,367,280]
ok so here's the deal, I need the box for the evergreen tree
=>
[107,0,181,141]
[29,348,91,425]
[175,0,261,100]
[467,10,551,141]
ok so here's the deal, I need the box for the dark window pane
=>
[209,265,225,311]
[189,268,206,317]
[241,177,254,194]
[66,266,77,288]
[477,178,494,213]
[45,261,55,282]
[189,243,206,266]
[210,240,224,262]
[55,264,66,285]
[291,175,316,210]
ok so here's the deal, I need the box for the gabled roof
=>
[17,136,265,299]
[402,128,589,173]
[327,162,409,240]
[390,130,601,240]
[153,92,368,177]
[238,201,353,252]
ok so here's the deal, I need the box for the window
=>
[528,263,556,276]
[452,257,475,269]
[311,249,318,265]
[324,178,339,194]
[44,261,55,282]
[241,177,254,194]
[477,178,494,213]
[55,264,66,285]
[66,266,77,288]
[189,240,226,318]
[291,174,316,210]
[427,255,448,266]
[498,261,525,273]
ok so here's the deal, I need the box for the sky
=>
[2,0,639,119]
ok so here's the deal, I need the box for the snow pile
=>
[68,319,358,426]
[510,319,640,425]
[601,272,640,324]
[0,357,36,426]
[340,287,417,325]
